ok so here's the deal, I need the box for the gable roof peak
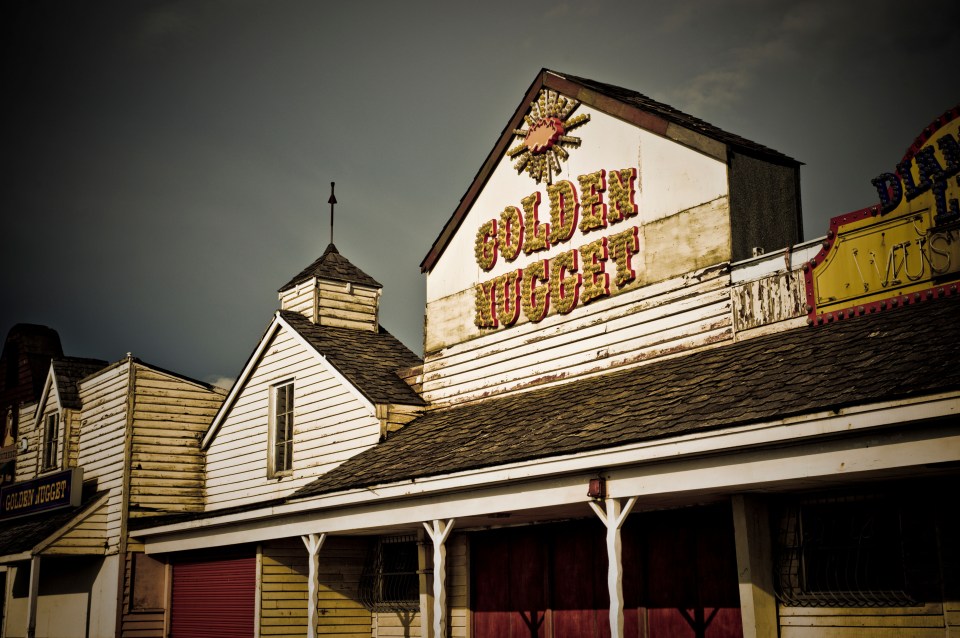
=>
[279,243,382,293]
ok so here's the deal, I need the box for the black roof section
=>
[421,69,800,273]
[294,296,960,499]
[279,243,382,293]
[559,71,798,165]
[51,357,109,410]
[280,310,425,407]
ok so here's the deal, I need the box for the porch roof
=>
[293,295,960,499]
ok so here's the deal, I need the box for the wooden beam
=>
[27,555,40,638]
[422,519,454,638]
[732,495,777,638]
[300,533,327,638]
[590,496,637,638]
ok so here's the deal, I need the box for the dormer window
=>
[270,382,294,476]
[42,412,59,471]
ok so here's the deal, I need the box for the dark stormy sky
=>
[2,1,958,388]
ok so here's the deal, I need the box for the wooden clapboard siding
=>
[309,537,370,638]
[779,604,947,638]
[261,539,309,638]
[77,361,131,552]
[43,496,109,555]
[281,279,318,322]
[421,266,732,404]
[316,281,379,332]
[373,611,420,637]
[64,407,81,469]
[120,548,165,638]
[280,279,381,332]
[128,364,224,518]
[205,327,380,510]
[16,402,38,480]
[448,534,469,638]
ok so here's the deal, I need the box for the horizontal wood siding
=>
[129,365,224,519]
[77,361,131,553]
[120,548,165,638]
[317,282,379,332]
[43,497,108,555]
[280,280,317,322]
[314,537,370,638]
[449,534,468,638]
[779,604,947,638]
[205,327,380,510]
[65,407,81,469]
[15,402,38,481]
[373,610,420,637]
[422,266,732,405]
[261,539,308,638]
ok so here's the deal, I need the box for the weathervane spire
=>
[328,181,337,245]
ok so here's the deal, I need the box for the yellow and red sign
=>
[805,107,960,324]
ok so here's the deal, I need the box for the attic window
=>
[270,382,294,476]
[41,412,59,471]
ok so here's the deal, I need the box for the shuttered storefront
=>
[171,552,256,638]
[472,504,742,638]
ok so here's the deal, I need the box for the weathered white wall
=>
[427,104,729,304]
[422,103,732,403]
[77,361,131,552]
[205,325,380,510]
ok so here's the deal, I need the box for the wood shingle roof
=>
[293,296,960,499]
[51,357,108,410]
[279,243,382,292]
[280,310,424,407]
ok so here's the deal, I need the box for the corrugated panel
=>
[171,555,255,638]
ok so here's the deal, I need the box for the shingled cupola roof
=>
[279,243,381,293]
[278,243,384,332]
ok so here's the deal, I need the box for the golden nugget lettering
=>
[474,168,639,329]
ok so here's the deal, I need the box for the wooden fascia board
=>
[420,69,550,273]
[136,391,960,550]
[32,367,56,432]
[275,314,377,414]
[542,72,670,137]
[201,316,283,450]
[141,420,959,554]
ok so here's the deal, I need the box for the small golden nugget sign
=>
[0,467,82,521]
[805,107,960,324]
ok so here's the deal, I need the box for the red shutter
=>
[171,554,255,638]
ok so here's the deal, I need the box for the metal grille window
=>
[271,382,294,475]
[774,492,937,607]
[42,412,59,471]
[358,536,420,612]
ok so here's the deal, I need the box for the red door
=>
[170,552,256,638]
[472,505,743,638]
[623,504,743,638]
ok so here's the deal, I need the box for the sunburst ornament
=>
[507,90,591,184]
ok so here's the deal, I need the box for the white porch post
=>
[422,519,455,638]
[589,496,637,638]
[26,554,40,638]
[732,495,778,638]
[300,533,327,638]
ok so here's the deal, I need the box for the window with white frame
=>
[42,412,59,471]
[270,381,294,476]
